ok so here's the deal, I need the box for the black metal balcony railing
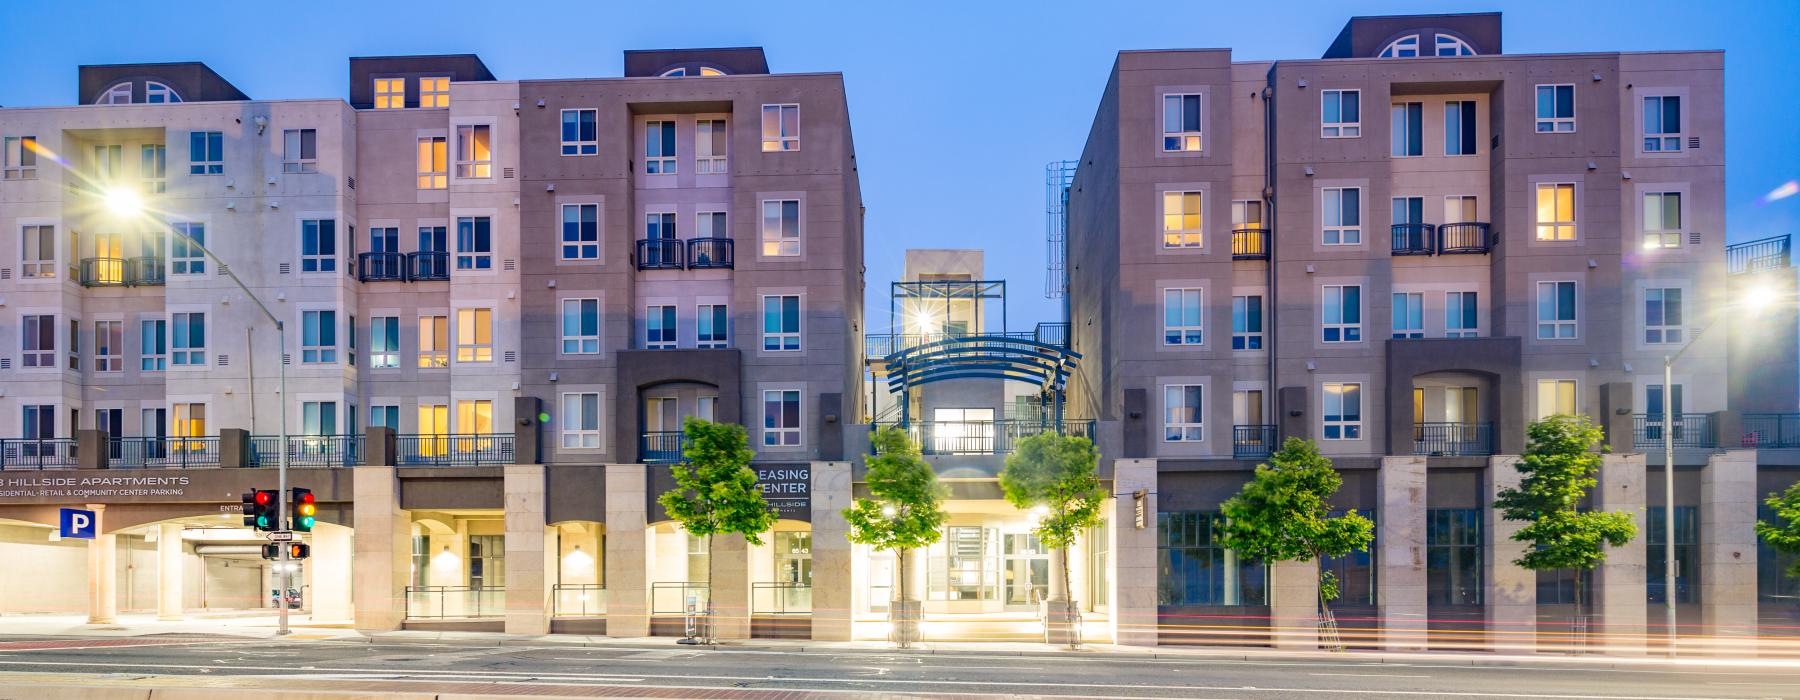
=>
[109,436,219,468]
[395,434,514,466]
[1742,413,1800,449]
[79,257,128,286]
[873,420,1096,456]
[1436,222,1493,254]
[1232,424,1278,460]
[1391,224,1436,256]
[358,252,406,282]
[1727,235,1792,275]
[0,439,78,469]
[1231,227,1270,260]
[637,239,685,270]
[687,237,734,269]
[1034,321,1069,347]
[1413,422,1494,456]
[406,251,450,281]
[249,435,364,467]
[126,256,166,285]
[1633,414,1717,450]
[640,431,689,464]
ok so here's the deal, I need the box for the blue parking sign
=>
[60,508,96,540]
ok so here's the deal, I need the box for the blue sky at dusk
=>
[5,0,1797,326]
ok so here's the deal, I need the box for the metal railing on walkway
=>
[0,439,78,469]
[1743,413,1800,449]
[108,436,219,468]
[650,582,711,615]
[1412,422,1494,456]
[752,582,812,615]
[1633,413,1717,450]
[404,585,504,619]
[249,435,363,467]
[1727,235,1791,275]
[872,420,1096,456]
[395,434,515,466]
[552,584,608,618]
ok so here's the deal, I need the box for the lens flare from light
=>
[1763,180,1799,205]
[104,188,143,217]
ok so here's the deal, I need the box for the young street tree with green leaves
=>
[1494,415,1636,628]
[1756,481,1800,581]
[844,427,947,647]
[1217,437,1374,634]
[657,417,778,642]
[1000,431,1106,646]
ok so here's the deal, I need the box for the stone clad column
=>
[1378,456,1427,650]
[1595,453,1647,655]
[711,534,751,639]
[1486,455,1535,652]
[809,461,853,641]
[1270,558,1318,649]
[1110,459,1158,647]
[86,504,117,624]
[1700,450,1758,655]
[604,464,649,637]
[308,522,354,623]
[157,522,184,621]
[352,465,410,632]
[504,464,550,635]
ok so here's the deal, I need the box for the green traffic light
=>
[300,516,315,529]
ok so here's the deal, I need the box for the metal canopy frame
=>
[889,279,1007,337]
[881,335,1082,428]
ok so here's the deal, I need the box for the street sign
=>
[266,531,296,542]
[60,508,97,539]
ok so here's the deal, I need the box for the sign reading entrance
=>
[59,508,97,539]
[753,464,811,519]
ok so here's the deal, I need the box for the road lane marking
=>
[1310,672,1432,679]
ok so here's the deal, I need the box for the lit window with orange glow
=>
[420,77,450,108]
[374,78,405,109]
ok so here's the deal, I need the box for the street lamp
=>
[103,188,296,636]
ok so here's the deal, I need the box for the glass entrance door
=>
[1002,533,1050,610]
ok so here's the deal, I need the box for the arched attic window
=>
[146,81,182,103]
[1378,35,1420,58]
[98,82,133,104]
[1435,35,1477,56]
[659,65,727,77]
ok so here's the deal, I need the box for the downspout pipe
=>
[1262,71,1279,438]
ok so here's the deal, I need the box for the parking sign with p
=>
[60,508,96,540]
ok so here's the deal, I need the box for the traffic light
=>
[244,489,279,531]
[290,488,316,532]
[261,543,279,560]
[241,491,259,528]
[286,543,311,560]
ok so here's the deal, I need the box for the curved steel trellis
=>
[880,335,1082,427]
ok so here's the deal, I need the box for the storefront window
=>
[688,532,710,583]
[930,526,999,601]
[1759,501,1800,606]
[411,533,430,588]
[1088,521,1111,611]
[1426,509,1482,606]
[469,534,505,589]
[1319,508,1376,606]
[1156,511,1267,606]
[1647,506,1698,604]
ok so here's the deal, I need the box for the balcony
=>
[126,256,165,285]
[640,431,689,464]
[1231,228,1270,260]
[1743,413,1800,449]
[1412,422,1494,456]
[406,251,449,281]
[1633,414,1717,450]
[79,257,128,287]
[1727,235,1791,275]
[1232,425,1278,460]
[873,420,1096,456]
[1391,224,1436,256]
[108,436,219,468]
[687,237,734,269]
[0,438,78,470]
[248,435,364,467]
[358,252,406,282]
[395,434,515,466]
[636,239,685,270]
[1034,321,1069,347]
[1436,222,1493,254]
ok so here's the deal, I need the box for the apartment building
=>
[1067,12,1796,650]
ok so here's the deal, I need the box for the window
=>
[762,295,801,351]
[1647,506,1698,604]
[561,203,599,260]
[282,129,317,173]
[419,403,449,440]
[302,401,337,436]
[1535,84,1575,133]
[1535,379,1578,419]
[1646,384,1685,441]
[1378,35,1420,58]
[696,210,727,240]
[1322,187,1360,245]
[698,304,729,348]
[1162,288,1203,346]
[457,399,493,437]
[140,144,166,193]
[1536,281,1577,339]
[1643,192,1682,249]
[1393,196,1423,226]
[763,389,802,447]
[1161,93,1203,152]
[696,118,727,173]
[419,315,449,367]
[456,308,492,363]
[560,109,598,156]
[1392,292,1424,339]
[1435,35,1476,56]
[1645,287,1684,345]
[99,83,132,104]
[94,144,123,180]
[347,315,356,366]
[561,392,602,449]
[69,318,80,370]
[1157,511,1267,606]
[1161,191,1203,248]
[1534,183,1576,241]
[419,77,450,108]
[302,310,337,363]
[22,406,54,447]
[1232,200,1263,230]
[145,81,180,103]
[4,136,38,179]
[301,219,336,272]
[93,320,122,372]
[646,304,677,349]
[370,405,399,430]
[21,315,54,367]
[1163,385,1204,442]
[171,312,204,366]
[1444,100,1477,155]
[141,319,166,370]
[419,225,447,253]
[373,78,405,109]
[1322,285,1362,343]
[1231,295,1263,350]
[1427,509,1483,606]
[20,224,54,278]
[644,120,676,174]
[370,316,399,368]
[456,124,491,178]
[1643,95,1682,152]
[173,404,206,448]
[416,136,447,189]
[761,104,799,151]
[469,534,505,590]
[455,216,491,270]
[1323,382,1361,440]
[1391,102,1422,156]
[169,222,204,274]
[761,199,800,256]
[1444,195,1478,223]
[1445,291,1478,338]
[560,299,600,354]
[1321,90,1360,138]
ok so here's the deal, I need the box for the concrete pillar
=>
[503,464,550,635]
[1485,455,1535,652]
[711,534,751,640]
[78,430,110,470]
[1378,456,1428,650]
[809,461,853,641]
[86,504,116,624]
[604,464,649,637]
[352,466,411,632]
[1595,453,1648,655]
[1271,558,1318,649]
[1110,459,1158,647]
[308,522,354,623]
[156,522,183,621]
[1699,450,1758,655]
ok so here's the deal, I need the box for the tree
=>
[843,427,947,647]
[656,417,778,642]
[1000,431,1106,646]
[1218,437,1374,634]
[1494,415,1636,629]
[1756,481,1800,580]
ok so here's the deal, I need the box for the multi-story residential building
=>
[1067,12,1796,651]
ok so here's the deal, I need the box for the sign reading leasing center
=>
[753,464,811,519]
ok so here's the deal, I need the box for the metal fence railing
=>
[1742,413,1800,449]
[0,439,79,469]
[640,431,688,464]
[1412,422,1494,456]
[1436,222,1492,254]
[651,582,711,615]
[1232,425,1278,460]
[552,583,607,618]
[127,256,166,285]
[1391,223,1436,256]
[1034,321,1070,347]
[1633,414,1717,450]
[358,251,406,281]
[109,436,219,468]
[636,239,685,270]
[395,434,514,467]
[1231,227,1270,260]
[872,420,1096,456]
[1727,235,1791,275]
[249,435,363,467]
[406,251,450,281]
[687,237,734,269]
[751,582,812,615]
[404,585,504,619]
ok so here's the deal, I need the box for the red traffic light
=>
[296,491,315,505]
[255,491,273,506]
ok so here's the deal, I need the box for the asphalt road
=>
[0,637,1793,699]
